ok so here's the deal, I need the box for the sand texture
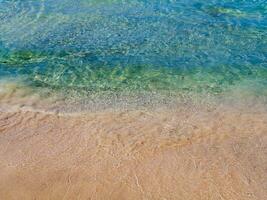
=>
[0,105,267,200]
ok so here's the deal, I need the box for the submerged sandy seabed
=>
[0,101,267,200]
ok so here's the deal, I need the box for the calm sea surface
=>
[0,0,266,109]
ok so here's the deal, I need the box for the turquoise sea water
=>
[0,0,266,108]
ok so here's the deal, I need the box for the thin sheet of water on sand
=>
[0,103,266,200]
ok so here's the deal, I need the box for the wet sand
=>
[0,104,267,200]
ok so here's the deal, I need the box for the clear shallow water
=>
[0,0,266,108]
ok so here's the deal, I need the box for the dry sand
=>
[0,104,267,200]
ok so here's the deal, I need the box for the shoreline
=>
[1,77,267,115]
[0,104,266,199]
[1,1,267,199]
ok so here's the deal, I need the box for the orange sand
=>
[0,105,267,200]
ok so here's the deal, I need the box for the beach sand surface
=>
[0,104,267,200]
